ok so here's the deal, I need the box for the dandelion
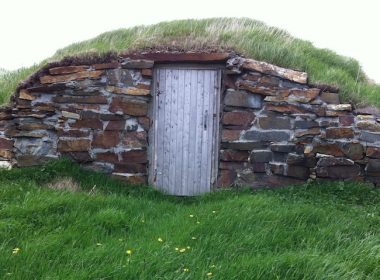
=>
[179,248,186,253]
[212,211,216,214]
[186,246,191,249]
[158,237,163,242]
[96,243,102,246]
[183,268,189,272]
[189,214,194,218]
[175,247,179,251]
[191,237,197,240]
[12,248,20,255]
[141,219,145,223]
[118,238,123,242]
[207,272,213,277]
[126,249,132,255]
[196,221,200,224]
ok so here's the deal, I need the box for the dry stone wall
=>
[0,51,380,189]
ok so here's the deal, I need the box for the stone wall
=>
[218,56,380,187]
[0,51,380,188]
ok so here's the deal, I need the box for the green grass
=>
[1,159,380,279]
[0,18,379,107]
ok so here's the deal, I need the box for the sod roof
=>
[0,18,379,106]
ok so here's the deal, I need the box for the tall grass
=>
[0,18,379,106]
[0,159,380,279]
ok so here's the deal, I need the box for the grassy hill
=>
[0,18,379,106]
[1,159,380,279]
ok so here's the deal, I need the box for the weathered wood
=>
[151,66,220,195]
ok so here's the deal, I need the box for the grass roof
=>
[0,18,379,106]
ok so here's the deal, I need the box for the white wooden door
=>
[150,65,221,196]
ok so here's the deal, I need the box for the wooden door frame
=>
[148,64,223,193]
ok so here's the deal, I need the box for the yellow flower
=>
[186,246,191,249]
[207,272,213,276]
[179,248,186,253]
[191,237,197,240]
[158,237,163,242]
[12,248,20,254]
[96,243,102,246]
[212,211,216,214]
[141,219,145,223]
[183,268,189,272]
[196,221,200,224]
[210,264,216,268]
[126,249,132,255]
[189,214,194,218]
[118,238,123,242]
[175,247,179,251]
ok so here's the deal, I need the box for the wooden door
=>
[150,65,221,196]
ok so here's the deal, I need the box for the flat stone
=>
[294,119,318,129]
[287,153,305,165]
[62,111,80,119]
[359,131,380,143]
[220,141,267,150]
[367,146,380,159]
[40,70,103,84]
[217,170,237,187]
[83,162,114,174]
[5,129,47,138]
[294,128,321,138]
[14,138,55,156]
[110,97,148,116]
[219,161,248,170]
[53,96,108,104]
[242,72,262,82]
[112,174,147,185]
[0,149,12,159]
[93,131,120,148]
[270,143,295,153]
[16,155,53,167]
[222,111,254,126]
[57,129,91,138]
[237,81,281,96]
[124,131,147,148]
[356,121,380,132]
[99,113,124,121]
[58,139,91,152]
[265,103,310,114]
[19,89,37,101]
[141,69,153,77]
[0,138,14,149]
[327,104,352,111]
[355,106,380,116]
[326,127,354,139]
[316,165,362,179]
[114,163,147,174]
[62,152,92,163]
[121,150,148,163]
[241,58,308,84]
[49,66,89,75]
[224,89,262,109]
[258,116,291,129]
[312,142,344,157]
[270,163,285,175]
[244,130,290,142]
[137,117,150,130]
[286,165,310,180]
[258,75,281,87]
[105,120,126,131]
[106,86,150,96]
[287,88,320,103]
[95,152,120,164]
[339,115,355,126]
[342,142,365,160]
[106,69,133,86]
[317,157,354,167]
[320,92,340,104]
[220,149,249,162]
[121,59,154,69]
[250,150,272,163]
[70,119,103,130]
[221,129,241,142]
[366,159,380,175]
